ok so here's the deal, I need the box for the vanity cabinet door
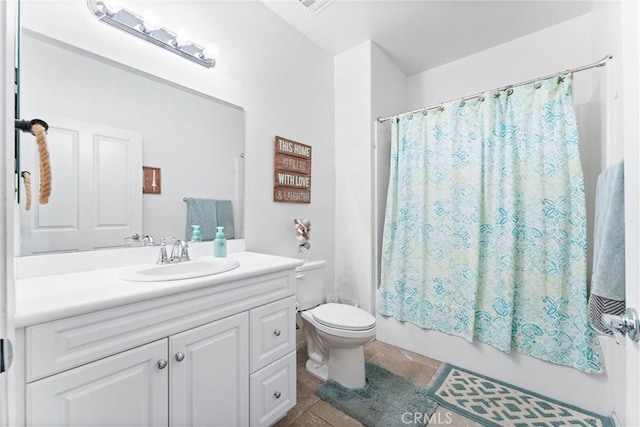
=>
[26,339,168,427]
[169,312,249,427]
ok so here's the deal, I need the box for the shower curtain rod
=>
[376,55,612,123]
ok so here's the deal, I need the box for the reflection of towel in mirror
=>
[588,162,626,335]
[215,200,235,239]
[185,198,217,241]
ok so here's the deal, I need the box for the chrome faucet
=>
[170,240,190,263]
[156,238,190,265]
[125,233,156,247]
[141,234,155,246]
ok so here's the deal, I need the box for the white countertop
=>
[15,251,303,328]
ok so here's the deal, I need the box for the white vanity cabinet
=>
[15,255,299,427]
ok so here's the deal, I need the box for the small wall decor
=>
[274,136,312,203]
[142,166,161,194]
[294,218,311,259]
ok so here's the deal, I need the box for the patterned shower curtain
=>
[377,74,604,374]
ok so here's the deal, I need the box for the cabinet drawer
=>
[250,296,296,372]
[249,351,296,427]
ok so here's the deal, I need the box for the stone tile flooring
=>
[274,339,482,427]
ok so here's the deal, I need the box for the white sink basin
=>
[119,258,240,282]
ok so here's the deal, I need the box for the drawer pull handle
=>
[175,352,185,362]
[273,329,282,337]
[274,391,282,399]
[157,359,168,370]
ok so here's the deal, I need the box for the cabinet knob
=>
[273,329,282,337]
[274,391,282,399]
[175,352,185,362]
[157,359,168,369]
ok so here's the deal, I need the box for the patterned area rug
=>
[315,362,438,426]
[427,364,614,427]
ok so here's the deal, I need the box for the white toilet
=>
[296,260,376,389]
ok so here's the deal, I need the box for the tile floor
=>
[274,339,481,427]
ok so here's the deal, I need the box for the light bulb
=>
[141,10,161,33]
[202,42,219,59]
[102,0,124,15]
[174,28,192,47]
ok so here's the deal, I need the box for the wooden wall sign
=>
[143,166,161,194]
[274,136,312,203]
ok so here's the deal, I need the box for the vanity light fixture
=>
[87,1,216,68]
[299,0,336,15]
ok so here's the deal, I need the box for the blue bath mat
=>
[315,362,438,426]
[427,364,614,427]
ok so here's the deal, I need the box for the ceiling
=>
[261,1,594,76]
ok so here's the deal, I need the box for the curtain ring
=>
[533,82,542,89]
[557,76,565,84]
[494,92,501,98]
[422,109,428,115]
[438,105,445,112]
[506,88,514,96]
[459,100,466,107]
[478,95,485,102]
[408,113,414,120]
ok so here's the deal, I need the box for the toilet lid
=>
[312,303,376,331]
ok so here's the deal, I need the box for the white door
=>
[18,115,143,255]
[169,312,249,427]
[623,1,640,425]
[1,1,16,426]
[26,340,168,427]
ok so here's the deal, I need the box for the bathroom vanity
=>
[12,248,301,427]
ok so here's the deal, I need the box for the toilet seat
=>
[311,303,376,331]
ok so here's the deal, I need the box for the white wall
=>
[374,13,623,416]
[371,44,406,290]
[334,42,373,310]
[334,42,406,312]
[18,1,335,278]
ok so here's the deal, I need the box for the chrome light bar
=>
[87,1,216,68]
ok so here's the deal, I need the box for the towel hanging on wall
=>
[215,200,235,239]
[184,198,235,241]
[185,198,217,241]
[588,162,626,335]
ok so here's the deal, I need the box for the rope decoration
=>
[32,123,51,204]
[21,171,32,211]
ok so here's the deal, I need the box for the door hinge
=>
[0,338,13,374]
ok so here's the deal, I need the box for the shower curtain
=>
[378,74,604,374]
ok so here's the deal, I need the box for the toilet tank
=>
[295,260,326,310]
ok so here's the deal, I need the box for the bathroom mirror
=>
[17,29,244,256]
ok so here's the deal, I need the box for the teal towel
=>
[215,200,235,239]
[185,198,217,241]
[591,162,625,301]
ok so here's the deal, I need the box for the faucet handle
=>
[182,241,190,262]
[157,240,170,265]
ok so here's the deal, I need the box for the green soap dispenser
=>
[213,226,227,257]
